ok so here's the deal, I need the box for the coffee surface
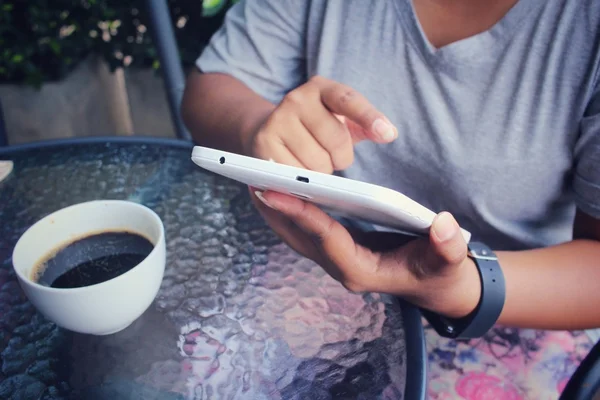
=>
[33,231,154,289]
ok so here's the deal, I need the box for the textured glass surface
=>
[0,141,407,399]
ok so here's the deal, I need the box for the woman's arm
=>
[249,187,600,332]
[181,70,275,154]
[492,210,600,330]
[348,219,600,330]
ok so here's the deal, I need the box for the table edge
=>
[0,136,194,156]
[398,298,428,400]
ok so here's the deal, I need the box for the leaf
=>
[202,0,226,17]
[49,40,61,55]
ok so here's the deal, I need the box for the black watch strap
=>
[421,241,506,339]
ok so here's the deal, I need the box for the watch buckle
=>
[468,248,498,261]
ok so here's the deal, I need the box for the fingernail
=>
[433,212,458,242]
[254,191,276,210]
[0,161,13,183]
[372,119,397,141]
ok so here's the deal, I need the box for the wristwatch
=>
[420,241,506,339]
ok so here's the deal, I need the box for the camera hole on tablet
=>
[219,157,225,164]
[296,176,309,183]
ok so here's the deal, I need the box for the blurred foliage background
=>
[0,0,238,87]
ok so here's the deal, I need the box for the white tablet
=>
[191,146,471,243]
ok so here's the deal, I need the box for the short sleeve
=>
[196,0,308,104]
[573,81,600,218]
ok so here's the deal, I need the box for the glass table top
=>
[0,139,409,399]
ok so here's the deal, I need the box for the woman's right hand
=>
[243,75,398,173]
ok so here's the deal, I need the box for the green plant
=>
[0,0,238,87]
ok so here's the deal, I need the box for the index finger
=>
[311,76,397,143]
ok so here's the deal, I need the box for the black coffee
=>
[33,231,154,289]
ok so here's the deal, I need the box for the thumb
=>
[429,212,468,267]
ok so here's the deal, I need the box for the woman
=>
[182,0,600,396]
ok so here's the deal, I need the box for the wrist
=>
[421,242,506,339]
[412,257,481,319]
[443,257,481,318]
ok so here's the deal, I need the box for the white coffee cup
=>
[12,200,166,335]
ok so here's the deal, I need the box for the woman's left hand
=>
[250,188,482,319]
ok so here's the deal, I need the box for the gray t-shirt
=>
[196,0,600,251]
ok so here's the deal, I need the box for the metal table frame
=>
[0,136,427,400]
